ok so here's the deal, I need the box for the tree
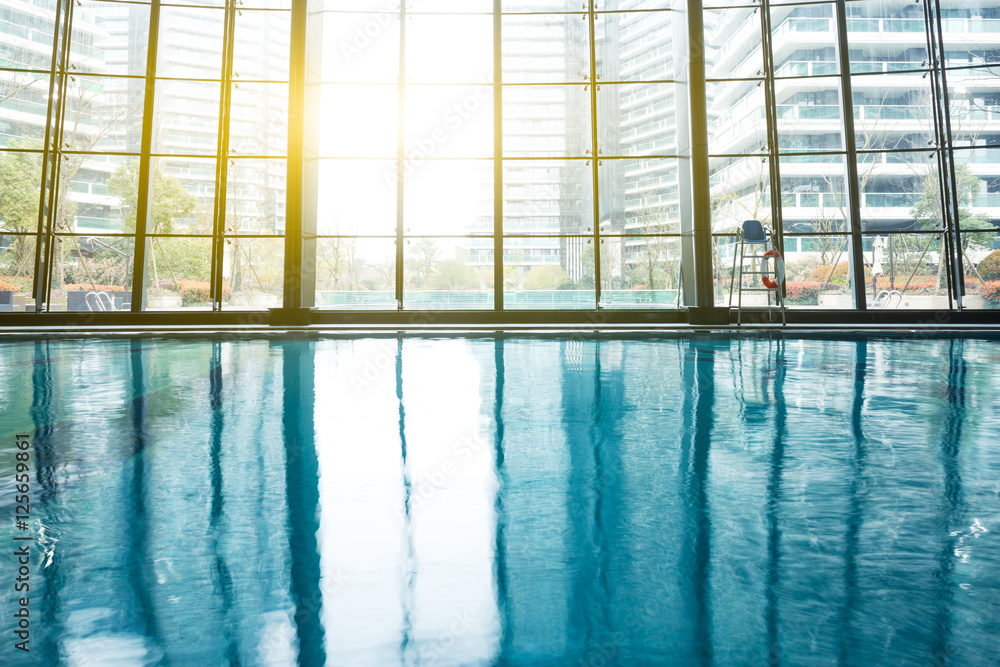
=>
[523,264,569,290]
[627,191,678,289]
[0,139,42,278]
[430,259,478,290]
[106,161,198,290]
[316,236,358,291]
[107,161,197,235]
[910,163,993,285]
[408,239,440,288]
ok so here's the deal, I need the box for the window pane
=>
[776,76,844,153]
[403,237,493,309]
[939,0,1000,67]
[404,85,493,159]
[857,151,937,232]
[0,234,36,307]
[233,10,291,82]
[503,235,594,308]
[227,158,286,235]
[714,233,857,308]
[410,0,492,10]
[157,7,225,79]
[770,4,839,78]
[777,234,856,309]
[947,69,1000,147]
[780,154,847,234]
[152,79,221,156]
[599,158,681,234]
[710,155,772,233]
[599,1,674,10]
[860,232,952,308]
[318,84,399,157]
[222,236,284,309]
[229,82,289,156]
[403,160,493,236]
[0,149,42,235]
[852,73,935,151]
[145,236,213,310]
[72,1,151,77]
[954,146,1000,242]
[317,159,398,236]
[314,237,396,309]
[155,156,217,234]
[407,15,492,84]
[321,12,400,83]
[502,85,592,157]
[964,230,1000,310]
[705,7,764,79]
[600,83,678,156]
[502,1,585,13]
[847,0,927,75]
[73,154,134,233]
[503,159,593,235]
[708,81,768,156]
[502,14,590,84]
[601,235,681,308]
[53,235,135,311]
[326,0,395,9]
[597,11,674,83]
[63,76,145,154]
[0,72,50,145]
[0,4,56,70]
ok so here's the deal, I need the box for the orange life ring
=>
[761,249,784,290]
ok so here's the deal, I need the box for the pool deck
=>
[2,322,1000,339]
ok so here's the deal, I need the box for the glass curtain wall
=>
[313,0,683,311]
[2,0,999,315]
[0,0,290,312]
[705,0,1000,311]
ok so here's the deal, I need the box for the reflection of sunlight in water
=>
[314,339,499,665]
[953,518,989,565]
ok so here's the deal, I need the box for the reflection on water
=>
[2,336,1000,666]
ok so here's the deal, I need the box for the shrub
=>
[62,283,127,292]
[177,280,210,304]
[0,275,32,292]
[783,257,824,282]
[175,279,232,305]
[0,281,18,291]
[808,262,872,285]
[784,281,821,305]
[899,281,937,292]
[977,249,1000,281]
[979,280,1000,305]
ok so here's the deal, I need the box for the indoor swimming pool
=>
[1,334,999,666]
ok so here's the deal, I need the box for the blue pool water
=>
[1,335,999,666]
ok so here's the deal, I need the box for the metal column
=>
[833,0,868,310]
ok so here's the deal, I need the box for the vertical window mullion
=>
[760,1,785,260]
[396,4,407,310]
[34,0,74,312]
[494,0,503,311]
[588,2,602,309]
[130,0,162,312]
[925,0,964,308]
[212,1,238,312]
[833,0,867,310]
